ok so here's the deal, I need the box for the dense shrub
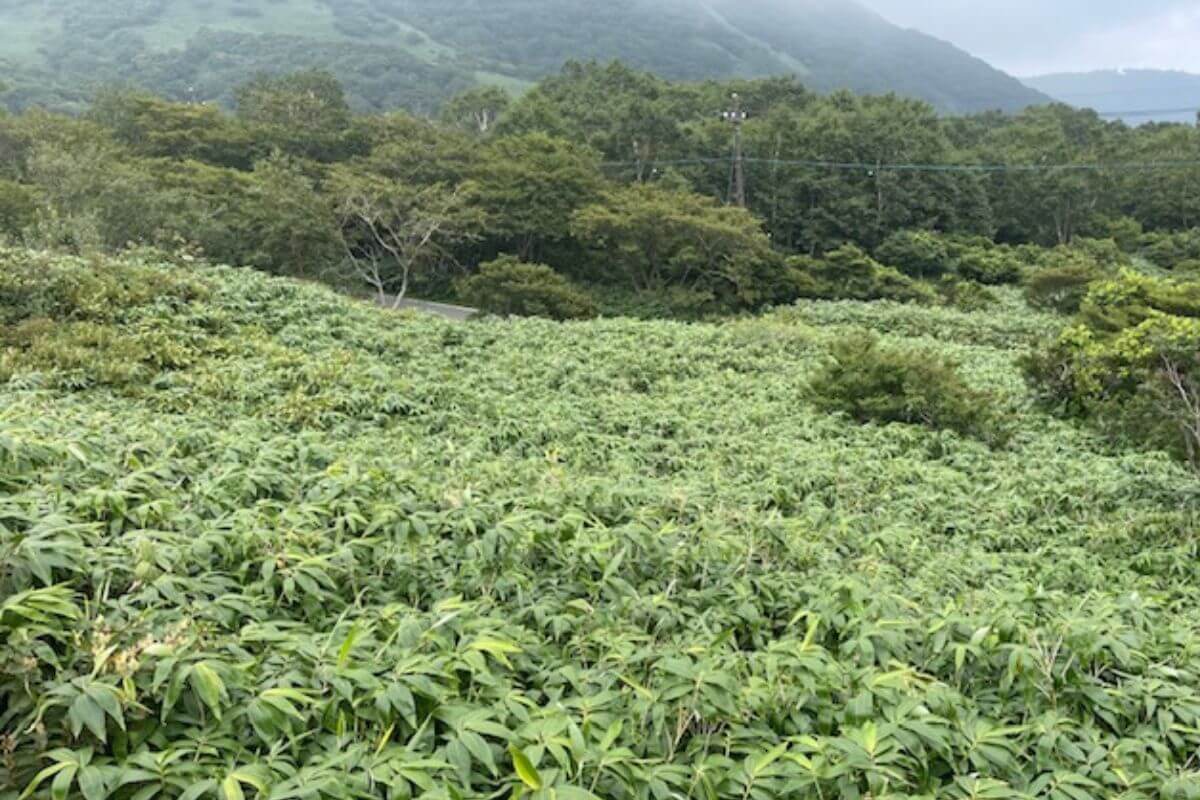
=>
[0,248,213,386]
[6,249,1200,800]
[1141,228,1200,269]
[0,247,205,327]
[1069,237,1131,269]
[936,275,998,311]
[1026,270,1200,466]
[874,230,954,279]
[1089,216,1144,252]
[0,178,35,238]
[1024,253,1107,314]
[809,330,998,440]
[786,245,937,304]
[952,246,1023,285]
[458,256,597,320]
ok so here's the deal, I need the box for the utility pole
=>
[723,93,748,207]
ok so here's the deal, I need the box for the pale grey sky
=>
[859,0,1200,76]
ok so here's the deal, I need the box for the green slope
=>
[4,248,1200,796]
[0,0,1048,114]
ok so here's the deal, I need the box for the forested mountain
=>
[1024,69,1200,125]
[0,0,1048,114]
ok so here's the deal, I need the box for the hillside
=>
[4,247,1200,796]
[1024,69,1200,125]
[0,0,1048,114]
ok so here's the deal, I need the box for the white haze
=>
[858,0,1200,76]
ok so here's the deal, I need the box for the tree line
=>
[2,62,1200,316]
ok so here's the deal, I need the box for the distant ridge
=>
[0,0,1049,115]
[1024,69,1200,124]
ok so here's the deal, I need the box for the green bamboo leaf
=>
[221,776,244,800]
[50,766,78,800]
[508,745,542,791]
[68,694,107,742]
[189,663,226,719]
[77,765,109,800]
[19,761,72,800]
[337,622,361,669]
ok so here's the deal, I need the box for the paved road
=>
[375,296,478,322]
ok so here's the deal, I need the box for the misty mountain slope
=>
[0,0,1048,114]
[1024,69,1200,125]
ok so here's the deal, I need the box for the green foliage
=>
[1024,252,1108,314]
[809,330,999,440]
[1141,229,1200,269]
[235,70,365,161]
[1089,216,1144,252]
[439,86,513,136]
[875,230,955,280]
[570,182,780,307]
[469,133,603,260]
[0,248,205,328]
[786,245,937,305]
[1027,269,1200,465]
[459,256,597,320]
[4,250,1200,800]
[88,89,260,169]
[937,276,999,311]
[0,178,35,239]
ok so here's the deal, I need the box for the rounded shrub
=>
[1024,255,1106,315]
[874,230,954,280]
[808,330,1000,442]
[459,256,597,320]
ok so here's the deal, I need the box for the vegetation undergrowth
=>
[4,249,1200,800]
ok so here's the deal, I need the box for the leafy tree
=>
[875,230,955,280]
[570,182,779,305]
[88,88,259,169]
[329,167,482,305]
[351,113,479,186]
[0,179,35,239]
[235,70,364,161]
[984,105,1118,245]
[1024,251,1108,314]
[440,86,512,136]
[469,133,603,260]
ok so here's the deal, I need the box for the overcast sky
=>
[859,0,1200,76]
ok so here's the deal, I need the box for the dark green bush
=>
[1069,237,1131,269]
[1088,216,1144,252]
[809,330,998,440]
[953,247,1023,285]
[937,276,997,311]
[0,179,35,239]
[874,230,954,280]
[458,256,597,320]
[786,245,936,305]
[1141,229,1200,269]
[0,248,212,387]
[1024,254,1106,314]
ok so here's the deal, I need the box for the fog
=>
[858,0,1200,76]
